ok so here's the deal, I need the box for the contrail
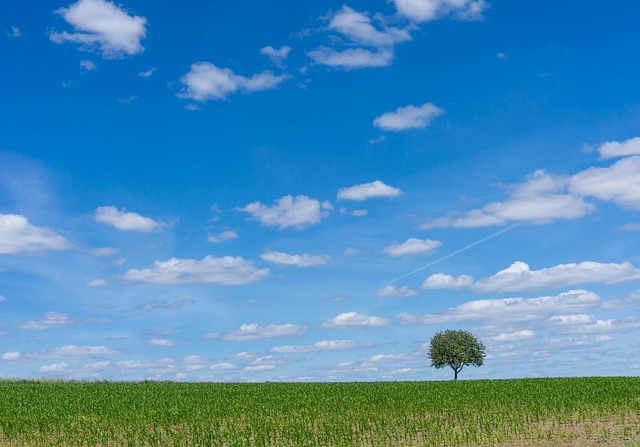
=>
[383,223,520,286]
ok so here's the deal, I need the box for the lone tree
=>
[428,329,485,380]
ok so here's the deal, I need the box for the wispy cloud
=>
[373,103,444,131]
[271,339,372,353]
[260,45,292,67]
[260,250,329,267]
[0,214,71,254]
[206,323,307,341]
[19,312,73,330]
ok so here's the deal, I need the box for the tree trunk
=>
[454,369,458,380]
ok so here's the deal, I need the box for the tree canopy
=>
[428,329,486,380]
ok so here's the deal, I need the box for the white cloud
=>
[422,273,474,289]
[1,352,21,361]
[6,26,21,38]
[321,312,389,328]
[421,170,595,228]
[260,250,329,267]
[206,323,307,341]
[471,261,640,293]
[240,195,331,229]
[548,314,595,326]
[393,0,489,23]
[124,256,269,285]
[569,156,640,210]
[488,330,535,343]
[384,238,441,257]
[496,52,508,60]
[89,247,118,256]
[549,335,613,348]
[352,209,368,217]
[271,339,371,353]
[178,62,290,102]
[559,317,640,335]
[337,180,402,201]
[377,285,417,297]
[327,5,411,48]
[138,67,155,78]
[94,206,162,232]
[20,312,73,330]
[373,103,445,131]
[39,362,69,373]
[207,230,239,243]
[0,214,71,254]
[86,279,108,287]
[135,299,194,311]
[397,289,600,325]
[50,0,147,59]
[210,362,235,370]
[596,137,640,160]
[0,295,5,302]
[149,339,175,347]
[35,345,119,360]
[79,60,96,71]
[308,47,394,70]
[259,45,292,66]
[620,223,640,231]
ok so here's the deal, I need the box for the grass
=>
[0,377,639,446]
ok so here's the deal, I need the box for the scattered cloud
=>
[377,285,417,297]
[373,103,445,131]
[308,47,394,70]
[178,62,291,102]
[207,230,239,243]
[569,156,640,210]
[94,206,162,232]
[89,247,118,256]
[337,180,402,201]
[271,339,372,353]
[321,312,389,328]
[6,26,21,38]
[471,261,640,293]
[596,137,640,160]
[496,52,508,60]
[422,170,595,228]
[260,45,292,67]
[397,289,600,325]
[620,223,640,231]
[118,95,138,105]
[206,323,307,341]
[422,273,474,289]
[392,0,489,23]
[149,338,175,347]
[240,195,332,229]
[0,295,6,302]
[79,60,96,71]
[384,238,442,257]
[326,5,411,48]
[138,67,156,78]
[124,256,270,285]
[0,214,71,254]
[260,250,329,267]
[352,209,368,217]
[19,312,73,330]
[488,330,535,343]
[86,279,108,287]
[50,0,147,59]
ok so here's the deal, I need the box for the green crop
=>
[0,377,639,446]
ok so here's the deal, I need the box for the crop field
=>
[1,377,639,446]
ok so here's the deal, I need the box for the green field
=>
[1,377,639,446]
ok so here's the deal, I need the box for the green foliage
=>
[0,377,639,446]
[428,329,486,380]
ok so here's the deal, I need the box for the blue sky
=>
[1,0,640,381]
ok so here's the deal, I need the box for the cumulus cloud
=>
[240,195,332,229]
[596,137,640,160]
[94,206,162,232]
[377,285,417,297]
[271,339,372,353]
[569,156,640,210]
[321,312,389,328]
[79,60,96,71]
[421,170,595,228]
[471,261,640,293]
[260,250,329,267]
[422,273,474,289]
[308,47,394,69]
[206,323,307,341]
[123,256,269,285]
[1,352,21,361]
[384,238,441,257]
[397,289,600,325]
[178,62,290,102]
[557,317,640,335]
[337,180,402,201]
[207,230,238,243]
[393,0,489,22]
[488,330,535,343]
[149,339,174,347]
[373,103,445,131]
[308,5,411,70]
[0,214,71,254]
[19,312,73,330]
[50,0,147,59]
[260,45,292,66]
